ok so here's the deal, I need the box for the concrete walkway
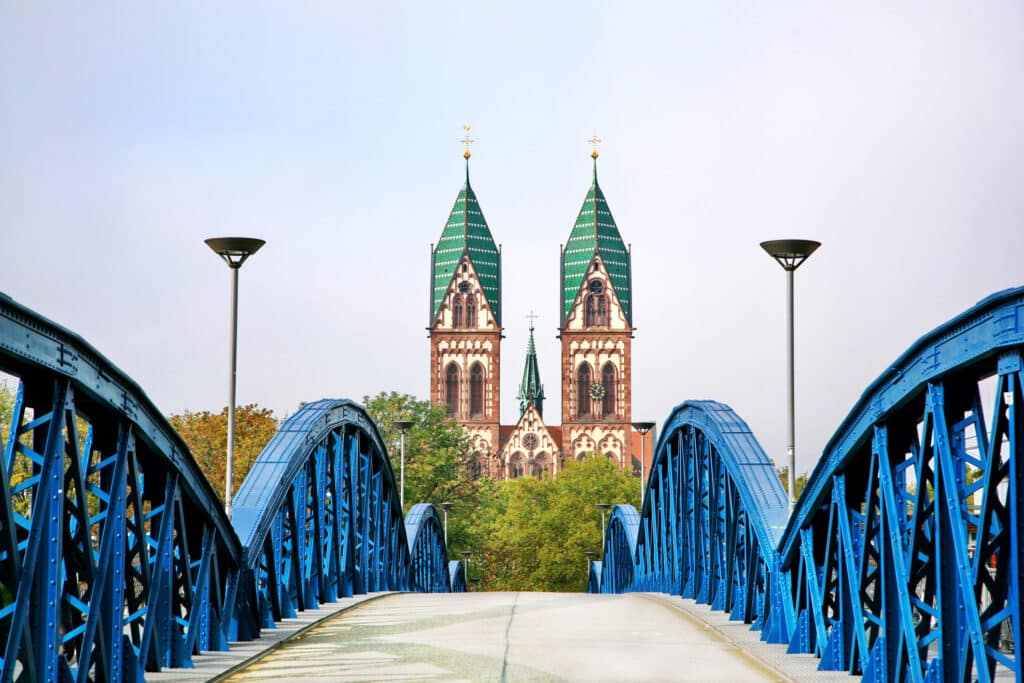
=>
[222,592,798,682]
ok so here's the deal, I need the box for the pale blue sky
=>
[2,2,1022,476]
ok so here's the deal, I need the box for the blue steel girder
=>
[404,503,451,592]
[595,400,791,639]
[448,560,467,593]
[596,504,639,594]
[229,399,456,640]
[0,293,241,681]
[778,286,1024,681]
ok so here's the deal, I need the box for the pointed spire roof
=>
[431,157,501,324]
[561,155,631,325]
[517,321,545,418]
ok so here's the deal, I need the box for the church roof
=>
[431,161,501,324]
[516,324,545,417]
[561,159,631,325]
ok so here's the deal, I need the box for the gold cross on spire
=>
[588,134,601,159]
[461,124,475,159]
[526,310,539,329]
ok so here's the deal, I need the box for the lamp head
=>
[631,421,656,433]
[760,239,821,271]
[205,237,265,269]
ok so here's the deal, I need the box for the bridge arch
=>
[404,503,450,592]
[779,286,1024,679]
[598,400,791,641]
[230,398,454,639]
[0,294,242,680]
[594,286,1024,681]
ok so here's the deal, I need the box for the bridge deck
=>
[220,592,848,682]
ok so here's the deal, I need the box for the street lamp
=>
[393,419,413,510]
[631,421,656,507]
[205,236,265,520]
[439,501,452,547]
[595,503,611,557]
[584,550,597,575]
[461,551,472,591]
[760,239,821,513]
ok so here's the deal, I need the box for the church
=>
[426,135,650,479]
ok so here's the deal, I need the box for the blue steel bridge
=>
[1,285,1023,682]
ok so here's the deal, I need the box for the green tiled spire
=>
[561,158,631,325]
[517,323,544,417]
[431,160,501,324]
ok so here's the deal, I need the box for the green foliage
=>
[168,405,279,501]
[362,391,483,556]
[776,466,809,500]
[478,456,639,592]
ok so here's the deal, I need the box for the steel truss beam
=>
[595,401,791,642]
[0,296,241,681]
[595,286,1024,683]
[230,399,461,640]
[0,295,460,682]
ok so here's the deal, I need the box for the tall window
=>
[452,297,463,328]
[533,453,548,479]
[469,363,484,417]
[465,295,476,328]
[585,280,607,327]
[577,363,592,418]
[602,363,616,418]
[445,363,460,416]
[509,453,524,479]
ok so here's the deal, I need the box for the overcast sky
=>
[2,3,1022,476]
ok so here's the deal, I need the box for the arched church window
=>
[469,363,484,417]
[509,453,524,479]
[453,297,463,328]
[577,363,592,418]
[445,363,460,416]
[585,280,607,326]
[602,363,616,418]
[465,294,476,328]
[533,452,548,479]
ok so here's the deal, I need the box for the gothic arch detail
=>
[469,362,485,417]
[577,363,592,418]
[445,362,460,416]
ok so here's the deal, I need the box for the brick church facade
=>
[427,142,649,479]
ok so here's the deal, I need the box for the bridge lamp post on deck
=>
[631,422,656,507]
[595,503,611,558]
[439,501,452,547]
[760,239,821,513]
[205,236,265,520]
[393,419,413,511]
[584,551,598,576]
[461,551,472,590]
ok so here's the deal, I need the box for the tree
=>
[480,455,639,592]
[362,391,485,561]
[776,466,810,501]
[168,405,279,501]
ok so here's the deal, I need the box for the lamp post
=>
[631,421,656,507]
[584,550,597,575]
[393,419,413,510]
[205,237,265,519]
[439,501,452,547]
[595,503,611,557]
[760,239,821,513]
[461,551,472,591]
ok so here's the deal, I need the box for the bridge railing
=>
[593,285,1024,683]
[228,399,461,640]
[0,293,242,681]
[0,294,461,681]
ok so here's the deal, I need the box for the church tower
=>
[559,144,635,468]
[429,132,502,466]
